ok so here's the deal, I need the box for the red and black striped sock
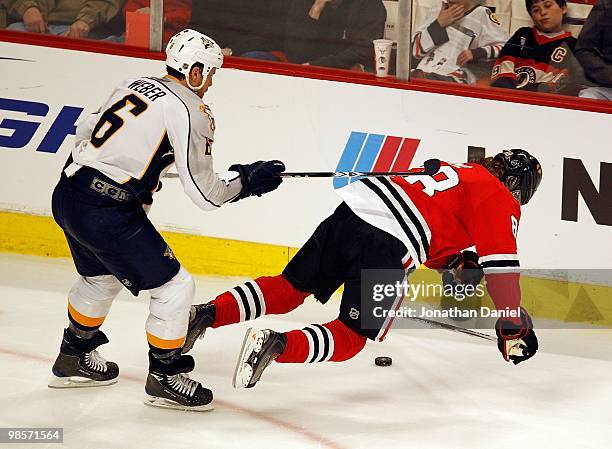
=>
[212,274,309,328]
[276,318,367,363]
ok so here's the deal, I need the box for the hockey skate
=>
[48,328,119,388]
[144,352,213,411]
[233,328,287,389]
[182,303,216,353]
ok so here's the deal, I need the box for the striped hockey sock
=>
[276,318,367,363]
[212,275,309,328]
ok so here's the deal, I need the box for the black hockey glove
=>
[229,160,285,201]
[495,307,539,365]
[441,250,484,298]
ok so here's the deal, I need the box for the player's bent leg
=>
[144,267,213,411]
[233,319,367,389]
[183,274,309,353]
[49,275,123,389]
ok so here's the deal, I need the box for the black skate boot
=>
[144,351,213,411]
[182,303,216,354]
[233,328,287,389]
[48,328,119,388]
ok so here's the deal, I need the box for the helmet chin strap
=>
[186,70,207,91]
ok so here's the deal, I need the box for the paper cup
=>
[373,39,394,78]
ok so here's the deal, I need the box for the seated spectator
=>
[490,0,585,95]
[189,0,287,59]
[1,1,15,28]
[7,0,123,39]
[411,0,508,84]
[124,0,191,46]
[283,0,386,70]
[575,0,612,101]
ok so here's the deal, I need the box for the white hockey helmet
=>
[166,29,223,87]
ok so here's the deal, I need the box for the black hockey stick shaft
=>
[281,158,441,178]
[164,159,441,180]
[409,316,497,342]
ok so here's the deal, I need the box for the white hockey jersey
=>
[67,75,242,210]
[412,3,508,83]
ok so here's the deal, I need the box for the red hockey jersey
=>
[336,161,522,312]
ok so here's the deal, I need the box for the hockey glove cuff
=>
[229,160,285,201]
[495,307,539,365]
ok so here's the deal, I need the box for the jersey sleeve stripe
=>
[480,260,520,270]
[380,177,431,255]
[145,77,221,208]
[362,178,424,264]
[479,254,519,263]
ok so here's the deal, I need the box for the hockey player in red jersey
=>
[185,149,542,389]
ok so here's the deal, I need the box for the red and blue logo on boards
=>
[334,132,421,189]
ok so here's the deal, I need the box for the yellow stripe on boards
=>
[1,210,611,325]
[0,210,293,278]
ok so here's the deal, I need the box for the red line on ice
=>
[0,347,349,449]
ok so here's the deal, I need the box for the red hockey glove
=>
[495,307,539,365]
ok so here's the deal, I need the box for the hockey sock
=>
[276,318,367,363]
[67,275,122,339]
[212,275,309,328]
[146,267,194,351]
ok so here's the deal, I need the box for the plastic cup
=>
[373,39,394,78]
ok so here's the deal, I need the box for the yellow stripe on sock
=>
[68,302,106,328]
[146,332,186,350]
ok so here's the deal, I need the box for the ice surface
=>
[1,254,611,449]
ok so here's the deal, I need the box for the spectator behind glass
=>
[490,0,585,95]
[283,0,386,71]
[189,0,287,58]
[411,0,508,84]
[575,0,612,101]
[124,0,191,45]
[1,0,14,28]
[7,0,123,39]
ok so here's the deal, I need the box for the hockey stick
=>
[408,316,497,342]
[280,158,441,178]
[164,159,442,179]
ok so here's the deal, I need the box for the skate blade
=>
[144,395,214,412]
[232,327,258,389]
[48,375,118,389]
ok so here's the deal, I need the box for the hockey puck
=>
[375,356,392,367]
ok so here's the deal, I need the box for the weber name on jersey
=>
[67,75,242,210]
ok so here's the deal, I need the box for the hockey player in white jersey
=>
[49,29,285,411]
[412,0,509,83]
